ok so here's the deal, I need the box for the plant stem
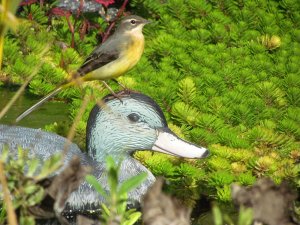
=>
[0,161,18,225]
[102,0,129,43]
[0,0,8,70]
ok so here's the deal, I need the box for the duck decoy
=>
[0,91,209,215]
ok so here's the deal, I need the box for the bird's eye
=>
[127,113,140,122]
[130,19,136,25]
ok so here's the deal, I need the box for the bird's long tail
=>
[16,81,76,122]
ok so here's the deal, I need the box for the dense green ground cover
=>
[1,0,300,205]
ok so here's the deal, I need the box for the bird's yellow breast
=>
[89,35,145,80]
[117,35,145,74]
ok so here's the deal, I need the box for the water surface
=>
[0,87,70,128]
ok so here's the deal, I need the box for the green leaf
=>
[24,184,39,195]
[0,146,9,161]
[36,153,62,180]
[117,193,128,214]
[212,205,223,225]
[0,0,21,33]
[27,187,44,206]
[118,172,148,196]
[178,77,197,105]
[101,203,110,217]
[238,206,253,225]
[123,211,142,225]
[106,156,119,193]
[0,205,7,224]
[19,215,35,225]
[85,175,108,198]
[106,156,117,170]
[223,214,234,225]
[17,146,27,165]
[26,158,40,177]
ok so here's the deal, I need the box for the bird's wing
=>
[77,38,121,76]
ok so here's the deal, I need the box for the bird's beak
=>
[143,19,152,25]
[151,129,209,159]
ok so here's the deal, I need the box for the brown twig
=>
[101,0,129,43]
[65,15,75,48]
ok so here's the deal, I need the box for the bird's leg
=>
[112,79,139,95]
[101,80,116,94]
[101,81,123,102]
[112,78,127,90]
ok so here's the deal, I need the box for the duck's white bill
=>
[152,130,209,159]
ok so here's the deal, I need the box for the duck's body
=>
[0,92,209,215]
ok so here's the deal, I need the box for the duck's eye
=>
[130,19,136,25]
[128,113,140,122]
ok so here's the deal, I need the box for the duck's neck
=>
[87,138,130,163]
[118,156,156,203]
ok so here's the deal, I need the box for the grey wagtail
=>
[16,15,150,122]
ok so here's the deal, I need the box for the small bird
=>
[16,15,150,122]
[1,91,209,221]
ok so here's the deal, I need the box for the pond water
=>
[0,87,70,128]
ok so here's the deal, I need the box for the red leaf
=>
[51,7,71,17]
[94,0,115,8]
[19,0,38,6]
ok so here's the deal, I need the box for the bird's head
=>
[117,15,151,34]
[86,91,209,162]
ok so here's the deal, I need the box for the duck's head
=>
[86,92,209,162]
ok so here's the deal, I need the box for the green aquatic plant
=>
[237,173,256,186]
[208,171,235,187]
[216,185,232,202]
[208,156,231,171]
